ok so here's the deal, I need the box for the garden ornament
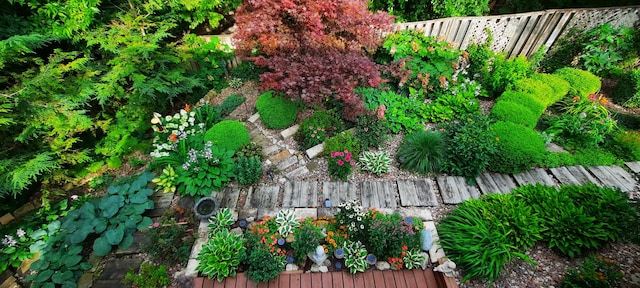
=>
[434,259,457,277]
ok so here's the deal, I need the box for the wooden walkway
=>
[194,268,447,288]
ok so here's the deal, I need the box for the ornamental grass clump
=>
[397,130,446,175]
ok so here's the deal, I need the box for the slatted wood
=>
[392,270,408,287]
[202,278,214,288]
[372,270,386,287]
[361,181,397,208]
[475,173,502,195]
[589,166,637,192]
[245,186,279,209]
[266,276,279,288]
[225,276,237,288]
[363,270,377,288]
[216,187,240,208]
[323,182,358,205]
[513,168,555,187]
[423,269,441,288]
[382,270,397,287]
[301,272,313,288]
[506,15,539,57]
[453,176,481,200]
[283,181,318,208]
[566,165,602,186]
[518,13,550,56]
[403,269,420,288]
[214,278,225,288]
[236,273,249,288]
[290,273,302,288]
[279,274,291,288]
[352,272,366,287]
[626,161,640,174]
[436,176,463,204]
[246,274,258,288]
[194,277,205,288]
[397,179,439,207]
[549,166,582,185]
[329,272,343,288]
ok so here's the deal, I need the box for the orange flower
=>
[169,133,178,142]
[184,104,191,112]
[573,96,580,102]
[599,96,609,105]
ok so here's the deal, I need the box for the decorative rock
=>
[318,266,329,273]
[421,229,433,251]
[185,258,199,277]
[248,113,260,123]
[309,246,328,265]
[375,261,391,271]
[0,213,14,225]
[263,145,280,156]
[245,216,255,223]
[230,227,243,236]
[286,264,299,271]
[285,166,310,179]
[419,252,430,270]
[323,259,331,266]
[280,124,299,139]
[269,150,291,163]
[433,259,457,277]
[306,143,324,159]
[630,273,640,286]
[286,233,295,243]
[277,156,298,171]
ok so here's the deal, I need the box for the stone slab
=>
[322,182,358,205]
[280,124,299,139]
[286,166,309,180]
[283,181,318,208]
[397,179,439,207]
[0,213,15,225]
[248,113,260,123]
[0,275,18,288]
[476,173,517,194]
[96,259,142,281]
[215,187,240,209]
[244,185,279,209]
[190,237,208,259]
[277,156,298,171]
[256,208,280,219]
[263,145,280,156]
[436,176,463,204]
[115,231,147,255]
[269,150,291,163]
[626,161,640,174]
[513,168,555,187]
[549,166,582,186]
[589,166,636,192]
[294,208,317,219]
[185,258,200,277]
[317,207,337,218]
[77,273,93,288]
[13,203,35,218]
[305,143,324,159]
[238,208,258,221]
[566,165,601,186]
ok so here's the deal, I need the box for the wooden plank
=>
[488,173,518,194]
[352,271,366,288]
[236,273,249,288]
[509,14,541,57]
[322,182,358,206]
[331,272,344,288]
[266,276,279,288]
[363,270,377,288]
[301,272,313,288]
[513,168,555,187]
[588,166,632,191]
[392,270,408,287]
[225,276,237,288]
[213,278,225,288]
[453,176,481,200]
[342,272,356,288]
[194,278,205,288]
[290,273,302,288]
[566,165,601,186]
[549,166,582,185]
[452,19,472,49]
[598,166,637,192]
[203,278,215,288]
[382,270,397,287]
[245,186,279,209]
[361,181,397,208]
[403,269,420,288]
[216,187,240,209]
[397,179,439,207]
[529,12,563,55]
[423,269,440,288]
[283,181,319,208]
[372,270,386,287]
[436,176,463,204]
[256,279,269,288]
[279,274,291,288]
[475,173,501,195]
[626,161,640,174]
[311,272,323,288]
[321,272,333,288]
[518,13,550,56]
[545,11,575,47]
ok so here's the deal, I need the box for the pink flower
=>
[309,126,314,130]
[71,195,79,200]
[350,161,355,166]
[377,105,386,120]
[337,160,344,166]
[345,154,351,162]
[338,152,344,157]
[589,94,596,100]
[331,152,337,158]
[153,222,160,228]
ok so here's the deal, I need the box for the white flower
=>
[190,111,195,117]
[165,115,172,122]
[16,229,26,238]
[360,225,364,229]
[71,195,79,200]
[180,110,187,116]
[2,235,16,247]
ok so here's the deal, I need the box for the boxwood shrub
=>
[498,90,546,116]
[490,100,540,128]
[509,78,555,106]
[554,67,601,98]
[530,73,571,104]
[255,90,298,129]
[204,120,250,152]
[489,121,546,174]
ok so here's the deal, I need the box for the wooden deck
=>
[194,268,456,288]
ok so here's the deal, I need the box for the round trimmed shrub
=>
[554,67,601,98]
[255,90,298,129]
[204,120,250,151]
[510,78,555,106]
[489,121,546,174]
[530,73,571,104]
[490,100,540,128]
[499,91,546,115]
[397,130,446,175]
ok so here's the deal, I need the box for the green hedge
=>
[510,78,555,106]
[204,120,250,151]
[554,67,601,98]
[489,121,546,174]
[530,73,571,104]
[255,90,298,129]
[498,90,545,116]
[490,100,540,128]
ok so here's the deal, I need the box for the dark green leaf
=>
[93,237,112,256]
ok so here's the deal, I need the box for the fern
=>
[0,33,53,69]
[0,153,59,198]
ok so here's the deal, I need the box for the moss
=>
[490,121,546,174]
[530,73,571,104]
[255,90,298,129]
[498,90,546,116]
[509,78,555,106]
[490,100,540,128]
[204,120,250,151]
[553,67,601,98]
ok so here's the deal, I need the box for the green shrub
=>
[438,195,533,284]
[440,115,498,183]
[175,143,236,197]
[197,228,246,281]
[355,114,388,149]
[560,255,623,288]
[483,53,532,97]
[554,67,601,98]
[234,156,262,185]
[530,73,571,104]
[611,69,640,108]
[608,129,640,161]
[489,121,546,174]
[204,120,250,152]
[359,151,391,176]
[143,216,196,265]
[245,247,285,283]
[124,262,170,288]
[365,212,421,260]
[235,142,263,159]
[255,90,298,129]
[324,130,361,159]
[397,130,446,175]
[219,94,246,118]
[229,61,266,81]
[294,110,344,150]
[498,90,546,116]
[510,78,555,106]
[490,100,540,128]
[292,218,324,264]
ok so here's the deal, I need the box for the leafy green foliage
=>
[343,240,369,274]
[143,213,196,265]
[234,156,262,185]
[355,114,389,149]
[423,76,483,123]
[294,110,344,150]
[608,129,640,161]
[245,247,286,283]
[431,0,490,17]
[529,73,571,105]
[509,78,555,107]
[124,262,171,288]
[219,94,246,118]
[490,100,540,128]
[235,142,263,159]
[560,255,623,288]
[357,88,425,133]
[359,151,392,176]
[0,153,59,198]
[482,54,533,98]
[580,23,639,77]
[489,121,546,174]
[292,219,324,264]
[554,68,602,98]
[368,0,433,22]
[365,212,420,260]
[228,61,266,81]
[324,130,362,160]
[397,130,446,175]
[440,115,498,183]
[196,229,246,282]
[611,69,640,108]
[498,91,546,116]
[204,120,249,152]
[327,150,356,181]
[175,142,235,197]
[255,91,298,129]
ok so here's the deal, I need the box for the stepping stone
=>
[185,258,199,277]
[115,231,147,255]
[269,150,291,163]
[322,182,358,205]
[280,124,299,139]
[277,156,298,171]
[475,173,517,195]
[436,176,479,204]
[150,192,174,209]
[248,113,260,123]
[317,207,337,218]
[286,166,309,179]
[94,259,143,288]
[283,181,318,208]
[513,168,555,187]
[249,128,262,138]
[397,179,439,207]
[549,166,582,186]
[256,208,280,219]
[306,143,324,159]
[252,134,272,146]
[294,208,317,219]
[0,213,15,225]
[395,207,433,221]
[589,166,637,192]
[244,186,280,209]
[360,181,397,208]
[565,165,602,186]
[626,161,640,174]
[215,187,240,209]
[263,145,280,156]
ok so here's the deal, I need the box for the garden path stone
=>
[322,182,358,204]
[436,176,464,204]
[306,143,324,159]
[277,156,298,171]
[283,181,318,208]
[475,172,517,194]
[626,161,640,174]
[589,166,637,192]
[0,213,14,225]
[269,150,291,163]
[513,168,556,187]
[248,113,260,123]
[549,166,582,185]
[244,185,279,208]
[565,165,602,186]
[360,181,397,208]
[214,187,240,209]
[115,231,147,255]
[397,179,438,207]
[93,259,142,288]
[280,124,299,139]
[263,145,280,156]
[294,208,317,219]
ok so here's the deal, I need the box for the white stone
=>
[279,178,287,184]
[419,252,430,270]
[248,113,260,123]
[264,159,272,166]
[319,266,329,273]
[280,124,299,139]
[286,264,299,271]
[245,216,255,223]
[294,208,317,219]
[277,156,298,170]
[396,207,433,221]
[425,221,446,263]
[190,237,207,259]
[185,258,200,277]
[286,166,309,179]
[230,227,243,236]
[263,145,280,156]
[305,143,324,159]
[375,261,391,270]
[433,259,457,277]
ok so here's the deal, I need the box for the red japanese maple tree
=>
[233,0,394,120]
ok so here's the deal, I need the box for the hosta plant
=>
[176,142,235,197]
[359,151,391,176]
[151,165,177,193]
[403,248,426,270]
[207,208,235,234]
[343,240,368,274]
[275,209,298,238]
[196,229,246,282]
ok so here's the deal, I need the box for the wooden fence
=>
[206,5,640,67]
